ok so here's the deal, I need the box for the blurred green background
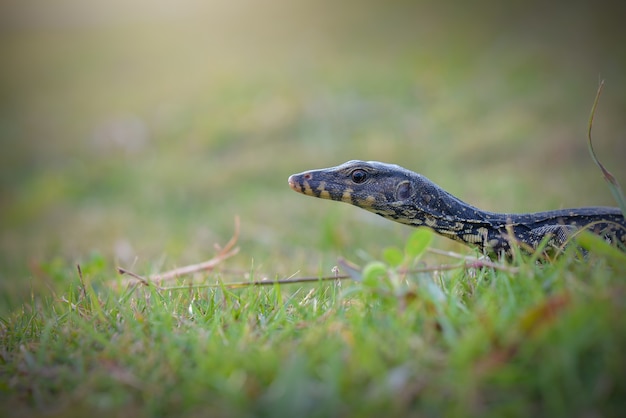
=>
[1,0,625,310]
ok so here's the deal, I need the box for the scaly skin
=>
[288,160,626,257]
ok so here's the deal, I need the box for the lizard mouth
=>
[288,172,314,194]
[287,175,299,192]
[288,173,321,198]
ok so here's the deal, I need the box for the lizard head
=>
[288,160,417,212]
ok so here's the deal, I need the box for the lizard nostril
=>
[304,173,312,180]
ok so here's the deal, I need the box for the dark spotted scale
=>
[288,160,626,257]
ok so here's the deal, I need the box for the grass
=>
[1,1,626,416]
[2,234,625,417]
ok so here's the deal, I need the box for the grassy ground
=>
[1,1,626,416]
[2,235,626,417]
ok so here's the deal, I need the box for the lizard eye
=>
[351,169,367,184]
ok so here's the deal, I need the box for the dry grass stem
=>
[114,217,240,287]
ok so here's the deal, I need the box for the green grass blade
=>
[575,230,626,267]
[587,80,626,216]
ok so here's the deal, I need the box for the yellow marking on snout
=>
[316,182,330,199]
[303,182,314,196]
[341,188,354,203]
[357,195,376,208]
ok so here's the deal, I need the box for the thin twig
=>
[116,267,152,286]
[115,216,240,287]
[156,259,517,291]
[161,275,353,290]
[147,247,240,283]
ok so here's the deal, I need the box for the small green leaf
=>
[81,251,107,276]
[383,247,404,267]
[405,228,433,260]
[362,261,388,287]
